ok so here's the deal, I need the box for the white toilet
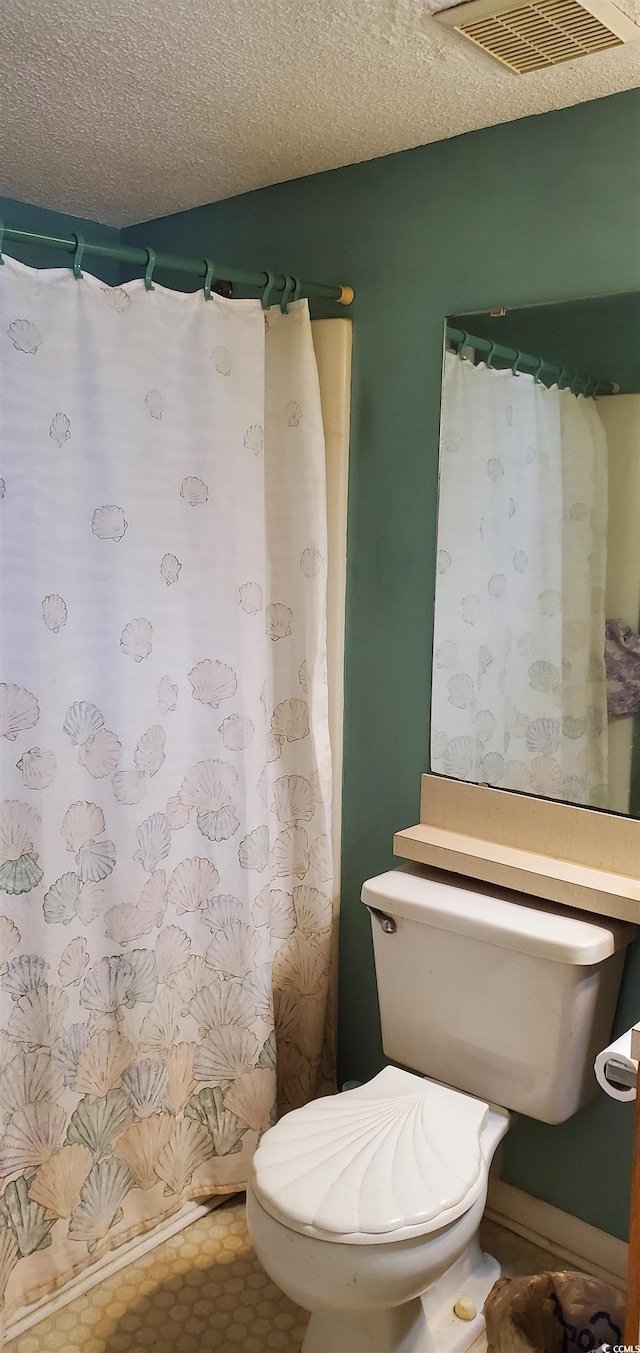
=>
[247,864,635,1353]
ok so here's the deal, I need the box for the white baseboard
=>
[486,1178,627,1292]
[4,1195,233,1343]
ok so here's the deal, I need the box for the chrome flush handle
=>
[367,907,397,934]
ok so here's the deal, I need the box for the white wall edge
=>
[4,1196,228,1342]
[311,318,352,1069]
[311,317,351,906]
[486,1178,627,1291]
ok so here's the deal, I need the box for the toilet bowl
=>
[246,865,635,1352]
[248,1067,510,1353]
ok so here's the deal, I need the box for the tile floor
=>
[5,1197,583,1353]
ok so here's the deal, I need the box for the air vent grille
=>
[434,0,638,71]
[460,0,621,70]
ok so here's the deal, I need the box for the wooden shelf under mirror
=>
[394,775,640,923]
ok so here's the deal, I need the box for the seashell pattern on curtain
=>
[0,257,333,1331]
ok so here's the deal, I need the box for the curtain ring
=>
[292,277,302,301]
[533,356,545,384]
[72,233,85,279]
[203,259,215,301]
[261,271,276,311]
[0,220,4,265]
[280,275,296,313]
[144,248,156,292]
[458,330,471,360]
[485,340,497,370]
[512,350,525,377]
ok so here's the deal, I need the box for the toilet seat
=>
[251,1066,491,1245]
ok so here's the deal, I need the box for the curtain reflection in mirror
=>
[431,350,608,807]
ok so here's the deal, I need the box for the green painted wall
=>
[125,88,640,1242]
[0,195,121,283]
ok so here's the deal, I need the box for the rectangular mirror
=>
[430,293,640,819]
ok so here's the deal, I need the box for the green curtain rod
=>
[447,325,617,399]
[0,224,355,308]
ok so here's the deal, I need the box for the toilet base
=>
[301,1239,501,1353]
[302,1298,430,1353]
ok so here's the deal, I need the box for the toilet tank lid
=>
[361,866,637,965]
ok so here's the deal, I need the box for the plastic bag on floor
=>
[484,1270,625,1352]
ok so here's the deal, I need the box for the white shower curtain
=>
[431,351,608,806]
[0,257,333,1330]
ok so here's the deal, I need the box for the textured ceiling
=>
[1,0,639,226]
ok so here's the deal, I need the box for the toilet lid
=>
[251,1066,490,1245]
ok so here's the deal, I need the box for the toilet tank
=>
[362,865,637,1124]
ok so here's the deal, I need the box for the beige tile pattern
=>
[5,1199,577,1353]
[5,1198,309,1353]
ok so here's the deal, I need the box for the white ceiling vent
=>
[434,0,640,72]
